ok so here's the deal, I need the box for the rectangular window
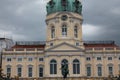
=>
[28,67,32,77]
[39,58,44,62]
[74,26,78,38]
[7,58,11,62]
[108,66,113,75]
[7,67,11,76]
[97,57,102,60]
[62,25,67,37]
[108,57,112,60]
[86,57,91,61]
[87,67,91,76]
[39,67,43,77]
[17,67,22,77]
[18,58,22,62]
[28,58,33,61]
[98,67,102,76]
[51,27,55,38]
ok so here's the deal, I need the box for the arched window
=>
[74,26,78,38]
[51,26,55,38]
[62,24,67,37]
[73,59,80,74]
[50,59,57,74]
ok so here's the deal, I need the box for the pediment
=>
[45,42,84,52]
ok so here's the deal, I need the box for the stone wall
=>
[11,77,110,80]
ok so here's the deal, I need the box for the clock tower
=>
[45,0,83,49]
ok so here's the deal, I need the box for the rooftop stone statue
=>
[46,0,82,15]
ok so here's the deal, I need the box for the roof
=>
[84,41,118,48]
[12,45,45,49]
[11,41,119,49]
[12,41,45,49]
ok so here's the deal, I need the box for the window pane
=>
[28,67,32,77]
[50,60,57,74]
[74,26,78,38]
[73,59,80,74]
[51,26,55,38]
[73,64,76,74]
[109,67,113,75]
[87,67,91,76]
[98,67,102,76]
[39,67,43,77]
[18,67,22,77]
[7,67,11,76]
[77,64,80,74]
[50,64,53,74]
[54,64,57,74]
[62,25,67,37]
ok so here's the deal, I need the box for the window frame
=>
[74,26,78,38]
[51,26,55,38]
[28,57,33,62]
[7,58,12,62]
[50,60,57,74]
[39,58,44,62]
[28,66,33,77]
[97,66,102,76]
[108,57,112,60]
[97,57,102,61]
[6,65,11,76]
[17,58,22,62]
[39,66,44,77]
[17,67,22,77]
[86,57,91,61]
[62,24,67,37]
[73,59,80,74]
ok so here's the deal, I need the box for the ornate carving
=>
[73,0,82,14]
[46,0,82,15]
[61,0,68,11]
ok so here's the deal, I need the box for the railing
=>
[16,41,45,45]
[86,47,120,52]
[3,47,120,52]
[3,48,44,52]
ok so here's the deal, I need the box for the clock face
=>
[61,15,68,21]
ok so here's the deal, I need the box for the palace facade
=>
[1,0,120,80]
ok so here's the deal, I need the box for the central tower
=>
[45,0,83,49]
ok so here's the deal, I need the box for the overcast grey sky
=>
[0,0,120,45]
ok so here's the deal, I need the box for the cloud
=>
[0,0,120,45]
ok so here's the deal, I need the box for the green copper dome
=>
[46,0,82,15]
